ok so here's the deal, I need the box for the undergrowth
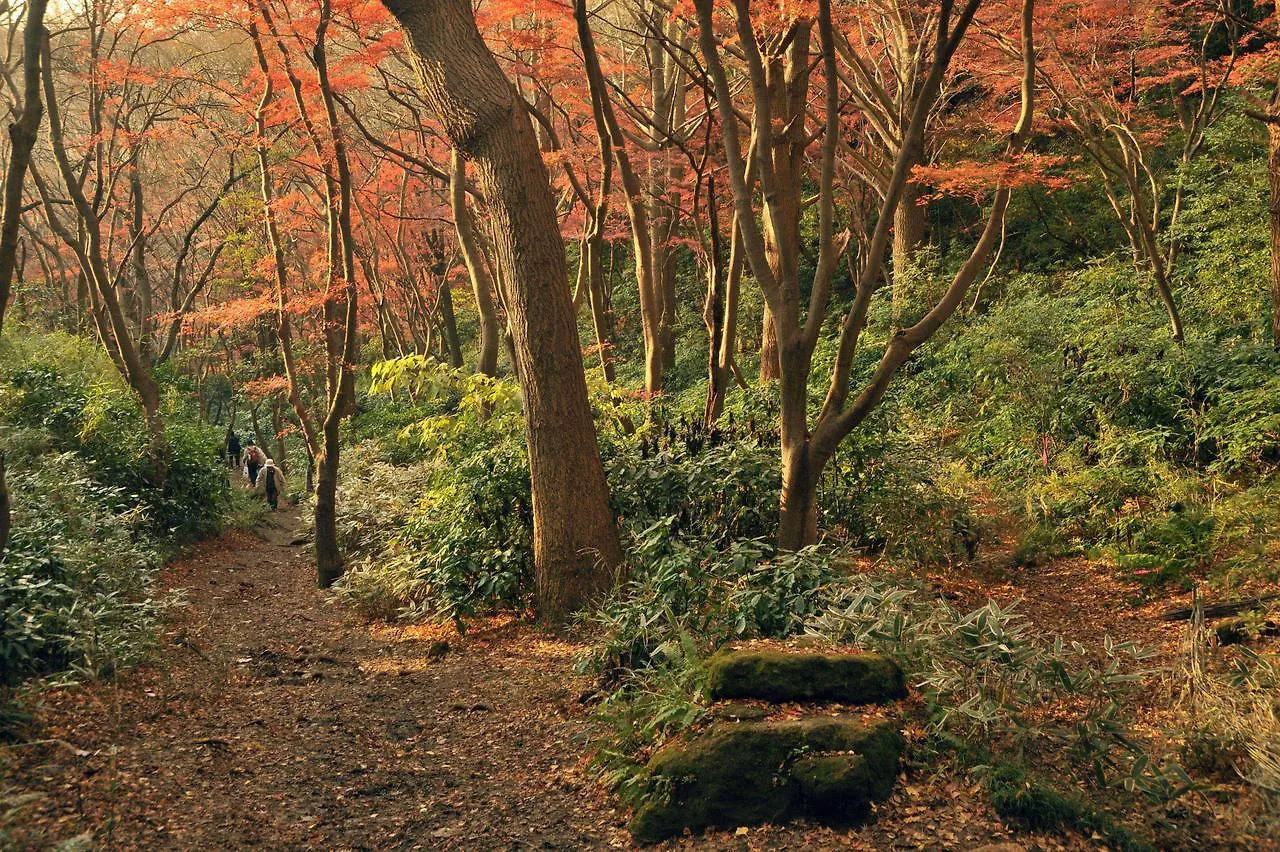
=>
[0,331,228,727]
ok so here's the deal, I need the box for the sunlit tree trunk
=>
[383,0,624,622]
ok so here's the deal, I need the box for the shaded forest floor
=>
[0,503,1252,850]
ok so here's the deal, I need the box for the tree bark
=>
[0,0,49,561]
[759,307,780,381]
[891,181,926,317]
[1269,124,1280,349]
[704,179,728,426]
[383,0,624,623]
[450,149,501,375]
[438,279,464,368]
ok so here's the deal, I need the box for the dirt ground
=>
[0,506,1211,851]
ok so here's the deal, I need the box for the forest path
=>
[4,507,1085,851]
[4,507,628,850]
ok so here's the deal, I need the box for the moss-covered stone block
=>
[792,753,874,820]
[706,649,907,705]
[709,701,769,722]
[628,717,902,844]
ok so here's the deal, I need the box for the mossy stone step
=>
[706,648,907,705]
[629,717,902,844]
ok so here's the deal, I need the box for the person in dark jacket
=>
[225,427,241,468]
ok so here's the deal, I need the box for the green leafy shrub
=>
[1114,505,1217,589]
[333,359,533,623]
[0,332,222,706]
[584,521,841,675]
[1,440,167,688]
[0,335,229,543]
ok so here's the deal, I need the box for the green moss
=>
[629,717,903,844]
[792,753,873,820]
[706,649,907,704]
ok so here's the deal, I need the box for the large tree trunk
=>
[0,0,49,561]
[383,0,624,623]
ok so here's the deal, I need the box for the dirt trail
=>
[4,510,1074,851]
[4,510,627,850]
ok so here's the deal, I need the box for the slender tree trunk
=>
[40,34,168,487]
[271,399,288,474]
[313,418,342,584]
[704,182,728,426]
[587,252,617,383]
[1269,124,1280,349]
[439,281,464,368]
[0,0,49,561]
[128,167,153,351]
[259,1,361,586]
[249,402,268,452]
[652,215,678,373]
[891,182,926,318]
[384,0,624,622]
[450,150,501,375]
[1134,204,1184,344]
[576,0,664,394]
[0,452,8,561]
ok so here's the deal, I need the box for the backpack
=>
[263,467,276,490]
[249,446,265,464]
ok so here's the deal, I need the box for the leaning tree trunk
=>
[0,0,49,561]
[383,0,624,623]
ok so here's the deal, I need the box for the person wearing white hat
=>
[256,458,286,509]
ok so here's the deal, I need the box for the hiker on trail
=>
[256,458,286,510]
[241,440,265,486]
[225,427,241,468]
